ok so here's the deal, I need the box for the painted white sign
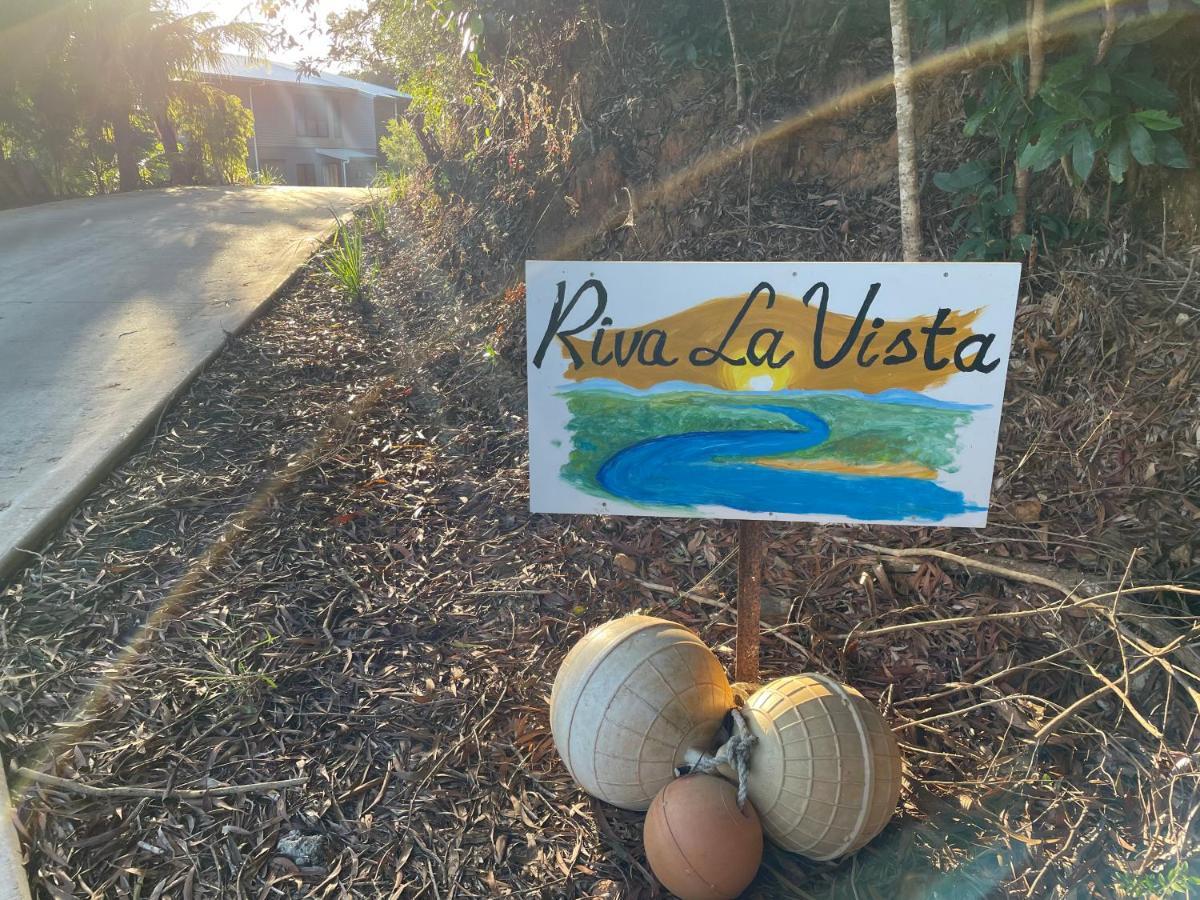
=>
[527,261,1020,527]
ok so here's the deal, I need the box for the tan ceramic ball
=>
[739,674,902,859]
[549,615,733,810]
[644,774,763,900]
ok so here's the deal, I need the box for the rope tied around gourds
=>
[689,707,757,811]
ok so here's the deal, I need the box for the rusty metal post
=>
[734,519,765,684]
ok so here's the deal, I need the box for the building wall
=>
[373,96,404,156]
[254,147,378,187]
[248,83,378,154]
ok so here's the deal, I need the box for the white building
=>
[198,55,410,187]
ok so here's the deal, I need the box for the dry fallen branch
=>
[1035,625,1200,739]
[13,767,306,801]
[845,540,1091,596]
[840,594,1095,641]
[853,541,1200,712]
[894,693,1064,732]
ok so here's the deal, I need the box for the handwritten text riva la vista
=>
[531,279,1001,375]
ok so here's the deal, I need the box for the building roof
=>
[316,149,378,161]
[198,54,409,101]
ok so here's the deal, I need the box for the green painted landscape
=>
[559,383,975,499]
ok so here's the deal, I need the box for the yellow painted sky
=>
[561,292,982,392]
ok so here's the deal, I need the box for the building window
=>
[295,96,328,138]
[296,163,316,185]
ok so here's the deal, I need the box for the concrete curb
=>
[0,205,357,587]
[1,762,32,900]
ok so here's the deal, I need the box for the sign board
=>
[526,261,1020,527]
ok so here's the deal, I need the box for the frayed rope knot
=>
[690,708,757,811]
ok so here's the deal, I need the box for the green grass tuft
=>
[366,201,389,235]
[323,216,367,303]
[250,166,285,186]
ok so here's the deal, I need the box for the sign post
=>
[734,520,764,684]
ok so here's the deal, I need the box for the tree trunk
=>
[0,160,23,209]
[721,0,746,116]
[155,106,184,186]
[1096,0,1118,63]
[1011,0,1045,244]
[888,0,922,262]
[112,111,141,192]
[407,111,444,167]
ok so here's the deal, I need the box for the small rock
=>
[760,593,792,626]
[276,830,325,867]
[268,855,301,876]
[613,552,637,573]
[1011,498,1043,523]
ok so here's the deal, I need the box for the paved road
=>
[0,185,366,580]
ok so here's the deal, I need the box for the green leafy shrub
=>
[911,0,1021,49]
[653,0,729,66]
[173,87,255,185]
[379,117,427,172]
[1115,862,1200,898]
[913,0,1193,259]
[1014,46,1187,184]
[935,43,1189,259]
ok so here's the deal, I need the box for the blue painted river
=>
[595,405,974,520]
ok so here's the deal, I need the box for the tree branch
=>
[13,767,306,801]
[721,0,746,117]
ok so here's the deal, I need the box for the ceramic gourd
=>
[738,674,903,859]
[550,615,733,810]
[643,774,763,900]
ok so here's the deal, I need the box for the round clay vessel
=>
[643,774,763,900]
[550,615,733,810]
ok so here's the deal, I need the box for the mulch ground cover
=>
[2,192,1199,898]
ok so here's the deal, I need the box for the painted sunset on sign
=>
[526,261,1020,526]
